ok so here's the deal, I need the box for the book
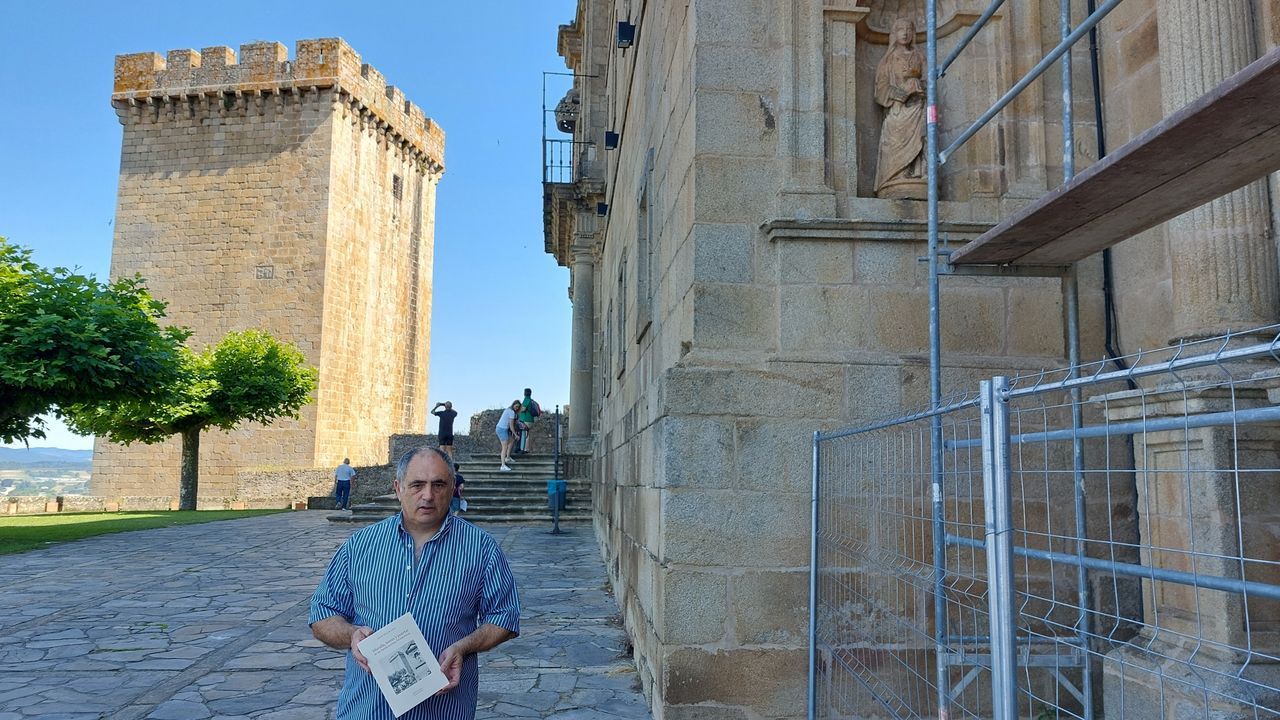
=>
[358,612,448,717]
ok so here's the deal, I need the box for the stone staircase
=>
[328,453,592,525]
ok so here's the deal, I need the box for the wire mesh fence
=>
[811,328,1280,719]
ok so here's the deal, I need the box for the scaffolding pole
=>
[1060,2,1096,718]
[924,0,950,716]
[927,2,1126,718]
[807,431,820,720]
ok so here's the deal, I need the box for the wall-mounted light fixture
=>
[604,131,620,150]
[617,21,636,49]
[597,202,609,216]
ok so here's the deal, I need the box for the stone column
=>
[1158,0,1280,340]
[567,245,596,453]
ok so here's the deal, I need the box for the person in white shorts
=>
[495,400,521,471]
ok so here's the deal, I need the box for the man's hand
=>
[311,617,374,674]
[432,624,515,696]
[350,626,374,673]
[436,643,464,694]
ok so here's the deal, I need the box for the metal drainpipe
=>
[1086,0,1136,387]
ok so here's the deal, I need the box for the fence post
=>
[808,431,820,720]
[981,376,1017,720]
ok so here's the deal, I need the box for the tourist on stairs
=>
[495,400,521,471]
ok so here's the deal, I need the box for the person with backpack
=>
[516,388,541,454]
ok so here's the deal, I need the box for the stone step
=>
[462,465,561,476]
[464,514,592,524]
[458,486,586,499]
[461,479,590,489]
[329,509,592,524]
[460,466,581,476]
[462,466,564,475]
[328,491,588,524]
[462,455,562,467]
[463,480,568,489]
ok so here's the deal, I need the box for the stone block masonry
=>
[93,39,444,505]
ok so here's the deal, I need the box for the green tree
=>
[67,330,318,510]
[0,237,188,444]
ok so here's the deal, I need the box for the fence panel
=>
[813,396,993,719]
[812,329,1280,719]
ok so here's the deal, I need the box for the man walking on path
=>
[432,401,459,459]
[516,388,540,454]
[334,458,356,511]
[310,446,521,719]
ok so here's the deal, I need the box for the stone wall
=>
[387,409,572,461]
[234,468,333,504]
[1,495,290,515]
[94,38,444,502]
[239,462,393,508]
[389,433,492,461]
[549,1,1123,718]
[551,0,1280,715]
[317,72,440,469]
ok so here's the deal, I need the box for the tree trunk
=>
[179,427,200,511]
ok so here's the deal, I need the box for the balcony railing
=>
[543,138,576,184]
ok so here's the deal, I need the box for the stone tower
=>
[93,38,444,504]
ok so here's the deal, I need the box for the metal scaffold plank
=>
[949,45,1280,267]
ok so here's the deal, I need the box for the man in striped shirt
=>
[310,446,521,719]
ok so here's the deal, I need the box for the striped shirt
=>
[310,513,521,719]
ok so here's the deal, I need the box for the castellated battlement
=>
[112,38,444,170]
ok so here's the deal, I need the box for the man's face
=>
[394,452,454,531]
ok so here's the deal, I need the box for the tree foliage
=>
[0,237,189,444]
[67,329,318,441]
[66,330,319,509]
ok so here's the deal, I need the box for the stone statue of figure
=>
[874,17,928,200]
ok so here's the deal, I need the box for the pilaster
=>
[776,0,844,219]
[822,2,872,212]
[1100,382,1280,718]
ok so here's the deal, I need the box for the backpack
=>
[529,399,542,417]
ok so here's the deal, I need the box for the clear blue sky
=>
[0,1,577,449]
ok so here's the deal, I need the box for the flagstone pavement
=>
[0,512,651,719]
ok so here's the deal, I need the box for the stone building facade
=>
[94,38,444,504]
[543,1,1280,718]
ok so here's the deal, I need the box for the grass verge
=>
[0,510,288,556]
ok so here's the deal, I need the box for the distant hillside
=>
[0,447,93,467]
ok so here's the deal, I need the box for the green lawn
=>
[0,510,288,555]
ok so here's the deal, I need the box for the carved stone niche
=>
[823,0,1014,212]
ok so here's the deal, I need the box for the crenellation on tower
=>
[112,38,444,172]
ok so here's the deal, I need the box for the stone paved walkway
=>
[0,512,650,719]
